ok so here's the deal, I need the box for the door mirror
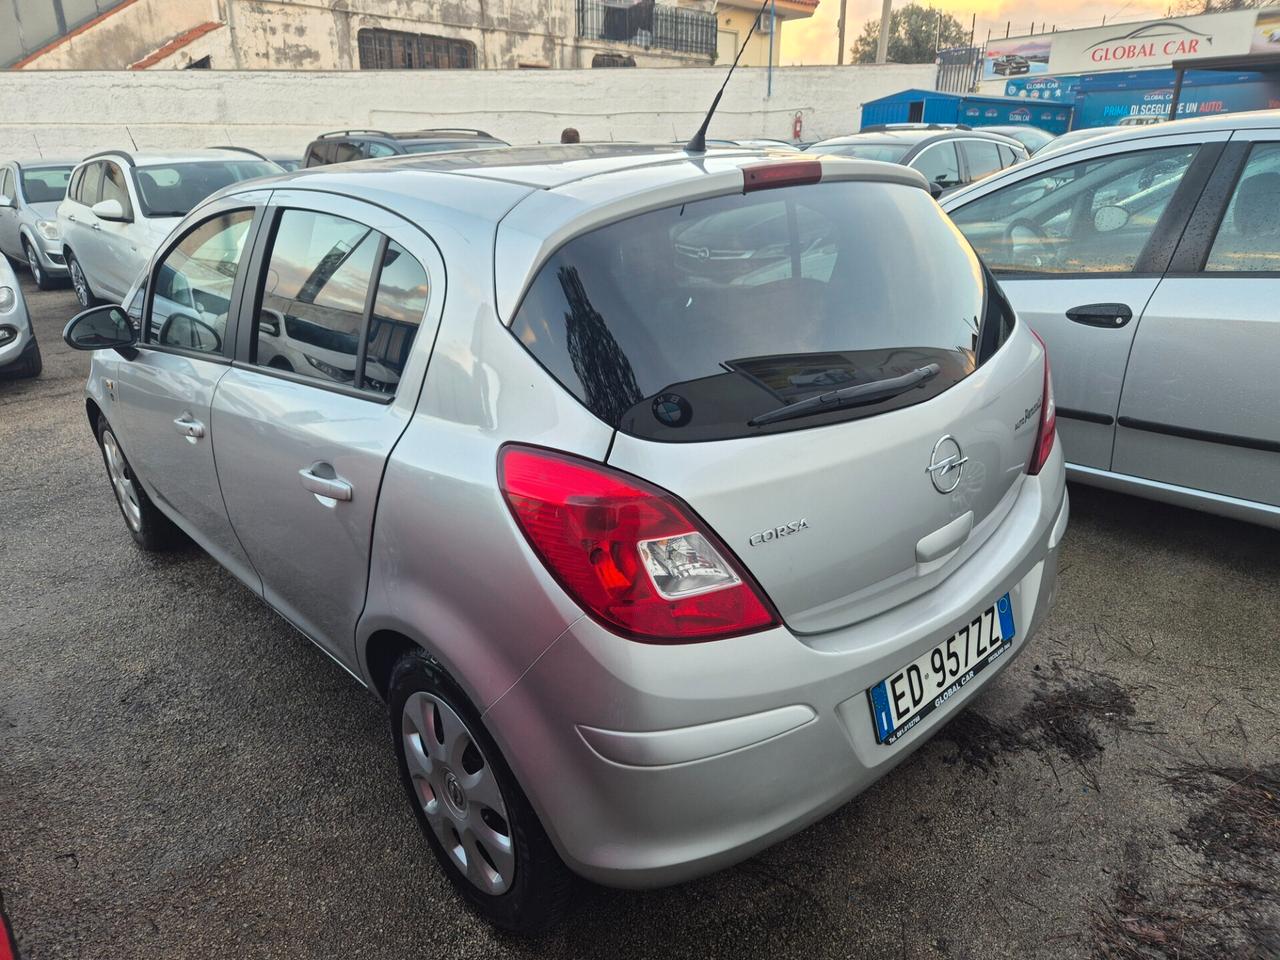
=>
[0,194,12,209]
[928,181,945,200]
[158,313,222,353]
[258,310,281,338]
[63,305,136,351]
[92,198,130,222]
[1093,205,1130,234]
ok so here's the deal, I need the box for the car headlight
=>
[0,286,15,314]
[304,354,354,382]
[35,219,60,242]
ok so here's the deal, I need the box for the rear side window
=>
[1204,143,1280,272]
[367,141,398,158]
[511,181,991,442]
[963,140,1003,181]
[253,209,428,395]
[913,143,961,188]
[305,142,334,167]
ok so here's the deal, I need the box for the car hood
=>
[27,201,60,222]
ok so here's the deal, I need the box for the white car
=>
[58,149,280,309]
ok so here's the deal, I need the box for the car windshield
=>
[512,180,992,442]
[813,143,911,163]
[134,160,279,217]
[20,165,73,203]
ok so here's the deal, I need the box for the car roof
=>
[811,128,1025,149]
[311,128,501,143]
[74,149,276,169]
[1035,108,1280,160]
[7,158,78,168]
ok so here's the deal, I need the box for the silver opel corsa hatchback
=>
[64,145,1068,933]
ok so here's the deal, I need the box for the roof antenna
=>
[686,0,772,154]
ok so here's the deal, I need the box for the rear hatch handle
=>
[1066,303,1132,328]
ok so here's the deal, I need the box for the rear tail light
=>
[499,445,779,643]
[1028,330,1057,475]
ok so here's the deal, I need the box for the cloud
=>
[782,0,1171,65]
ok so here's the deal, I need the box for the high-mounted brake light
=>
[742,160,823,193]
[499,446,779,643]
[1027,330,1057,476]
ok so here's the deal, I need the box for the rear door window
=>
[511,181,994,442]
[912,142,961,188]
[962,140,1003,181]
[78,162,104,207]
[1204,143,1280,272]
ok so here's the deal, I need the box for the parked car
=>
[942,111,1280,528]
[808,127,1030,197]
[0,159,75,289]
[980,125,1057,155]
[1117,115,1164,127]
[63,145,1067,932]
[57,149,281,308]
[209,145,302,171]
[673,137,803,151]
[993,55,1031,76]
[302,128,507,167]
[0,255,41,377]
[1039,125,1110,155]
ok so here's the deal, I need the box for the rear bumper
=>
[484,448,1069,887]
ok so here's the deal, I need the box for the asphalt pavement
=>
[2,273,1277,959]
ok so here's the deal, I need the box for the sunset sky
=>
[780,0,1174,64]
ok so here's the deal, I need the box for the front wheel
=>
[23,240,57,291]
[96,418,180,551]
[389,651,571,935]
[67,252,99,308]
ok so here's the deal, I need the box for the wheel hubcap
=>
[401,691,515,895]
[102,431,142,531]
[71,261,88,304]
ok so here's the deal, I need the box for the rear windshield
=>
[21,165,72,203]
[815,143,911,164]
[512,181,995,442]
[134,160,279,217]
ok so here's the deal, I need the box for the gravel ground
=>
[2,274,1278,959]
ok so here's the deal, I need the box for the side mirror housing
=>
[91,198,130,222]
[63,304,136,352]
[928,181,945,200]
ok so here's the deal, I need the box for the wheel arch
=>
[85,397,104,437]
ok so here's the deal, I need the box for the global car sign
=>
[1008,107,1032,122]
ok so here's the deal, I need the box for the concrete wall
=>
[0,63,935,158]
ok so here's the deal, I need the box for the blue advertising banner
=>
[1073,69,1280,127]
[1002,74,1083,103]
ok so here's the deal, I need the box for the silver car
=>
[0,254,40,377]
[63,146,1067,932]
[0,159,74,290]
[943,111,1280,529]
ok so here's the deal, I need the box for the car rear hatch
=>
[509,174,1045,635]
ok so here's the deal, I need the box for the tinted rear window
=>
[512,181,994,442]
[816,143,911,164]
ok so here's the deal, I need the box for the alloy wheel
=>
[24,243,42,286]
[70,258,89,307]
[401,691,516,895]
[102,430,142,531]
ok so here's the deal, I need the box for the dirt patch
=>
[938,665,1142,785]
[1092,764,1280,958]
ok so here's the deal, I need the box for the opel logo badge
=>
[926,435,968,494]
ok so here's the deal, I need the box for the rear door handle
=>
[1066,302,1132,328]
[67,215,77,223]
[91,223,101,231]
[172,415,205,439]
[299,464,353,502]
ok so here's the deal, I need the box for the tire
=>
[96,417,180,551]
[67,251,99,308]
[8,337,42,378]
[23,239,56,291]
[389,651,571,935]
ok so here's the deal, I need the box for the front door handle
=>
[172,415,205,439]
[1066,302,1132,328]
[91,223,101,231]
[299,464,353,502]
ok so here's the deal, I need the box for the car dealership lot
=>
[2,277,1277,958]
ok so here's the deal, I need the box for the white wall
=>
[0,63,935,158]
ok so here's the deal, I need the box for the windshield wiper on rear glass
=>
[747,363,941,427]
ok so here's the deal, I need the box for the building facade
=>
[4,0,722,70]
[715,0,817,67]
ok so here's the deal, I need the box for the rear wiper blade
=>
[748,363,941,427]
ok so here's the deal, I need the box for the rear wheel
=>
[67,252,98,308]
[96,418,179,551]
[388,651,571,934]
[23,239,56,291]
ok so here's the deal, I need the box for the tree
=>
[851,4,968,64]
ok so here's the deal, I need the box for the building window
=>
[592,53,636,67]
[357,28,477,70]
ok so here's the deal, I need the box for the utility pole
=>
[837,0,848,64]
[875,0,892,63]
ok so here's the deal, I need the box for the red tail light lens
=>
[499,446,779,642]
[1028,330,1057,476]
[742,160,823,193]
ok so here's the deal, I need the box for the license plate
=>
[866,594,1016,745]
